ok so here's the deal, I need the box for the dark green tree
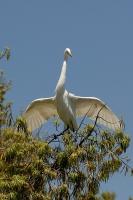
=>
[0,47,132,200]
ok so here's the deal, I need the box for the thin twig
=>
[78,104,106,147]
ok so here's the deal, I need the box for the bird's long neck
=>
[55,56,68,94]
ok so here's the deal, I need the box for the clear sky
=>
[1,1,133,199]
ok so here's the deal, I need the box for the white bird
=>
[24,48,122,132]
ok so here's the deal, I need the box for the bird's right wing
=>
[23,97,58,131]
[69,94,123,130]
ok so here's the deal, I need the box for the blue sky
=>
[1,1,133,199]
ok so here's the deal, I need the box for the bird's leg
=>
[70,121,75,133]
[56,125,70,136]
[63,124,70,132]
[62,125,69,134]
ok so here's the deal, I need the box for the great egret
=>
[24,48,122,132]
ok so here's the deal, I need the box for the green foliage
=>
[0,70,12,129]
[99,192,116,200]
[0,47,10,60]
[0,127,54,199]
[0,47,12,128]
[0,48,132,199]
[97,191,133,200]
[2,116,129,199]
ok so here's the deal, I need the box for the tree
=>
[97,191,132,200]
[98,192,116,200]
[0,47,132,200]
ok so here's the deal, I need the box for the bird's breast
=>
[55,92,75,123]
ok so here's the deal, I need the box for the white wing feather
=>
[24,97,58,131]
[23,48,123,132]
[69,94,122,130]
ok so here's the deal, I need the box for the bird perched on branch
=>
[24,48,123,132]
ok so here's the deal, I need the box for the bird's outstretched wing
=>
[24,97,58,131]
[70,94,123,130]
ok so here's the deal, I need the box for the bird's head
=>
[64,48,73,58]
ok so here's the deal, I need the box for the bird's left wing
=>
[69,94,123,130]
[24,97,58,131]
